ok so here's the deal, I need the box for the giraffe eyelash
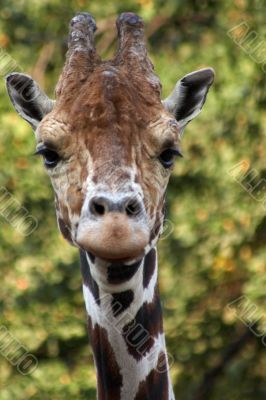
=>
[34,146,61,168]
[158,148,183,169]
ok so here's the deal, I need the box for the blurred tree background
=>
[0,0,266,399]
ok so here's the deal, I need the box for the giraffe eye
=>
[159,148,183,169]
[35,147,60,168]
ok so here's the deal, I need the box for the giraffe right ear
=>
[5,73,54,131]
[163,68,214,135]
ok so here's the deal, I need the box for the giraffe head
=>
[6,12,214,263]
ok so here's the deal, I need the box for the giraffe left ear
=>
[6,72,54,131]
[163,68,215,134]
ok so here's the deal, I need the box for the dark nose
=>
[89,195,144,218]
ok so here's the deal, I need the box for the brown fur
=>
[134,352,169,400]
[88,317,123,400]
[122,286,163,360]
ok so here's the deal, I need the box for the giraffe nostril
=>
[125,198,142,217]
[90,198,106,216]
[125,203,136,216]
[94,203,105,216]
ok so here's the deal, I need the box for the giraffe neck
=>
[79,248,174,400]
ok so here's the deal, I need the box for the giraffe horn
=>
[56,12,100,98]
[114,13,161,94]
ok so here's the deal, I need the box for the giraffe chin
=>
[76,213,149,263]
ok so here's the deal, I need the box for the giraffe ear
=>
[5,73,54,130]
[163,68,214,135]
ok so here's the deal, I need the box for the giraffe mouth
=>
[76,212,149,263]
[87,249,145,264]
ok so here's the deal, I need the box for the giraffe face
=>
[6,12,214,263]
[36,67,180,262]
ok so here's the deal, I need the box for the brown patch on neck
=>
[122,286,163,360]
[88,317,123,400]
[143,248,156,288]
[111,290,134,316]
[107,260,142,284]
[79,250,100,305]
[134,352,169,400]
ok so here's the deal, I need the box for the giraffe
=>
[6,12,214,400]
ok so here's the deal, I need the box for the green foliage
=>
[0,0,266,399]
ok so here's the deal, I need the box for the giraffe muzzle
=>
[76,193,149,262]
